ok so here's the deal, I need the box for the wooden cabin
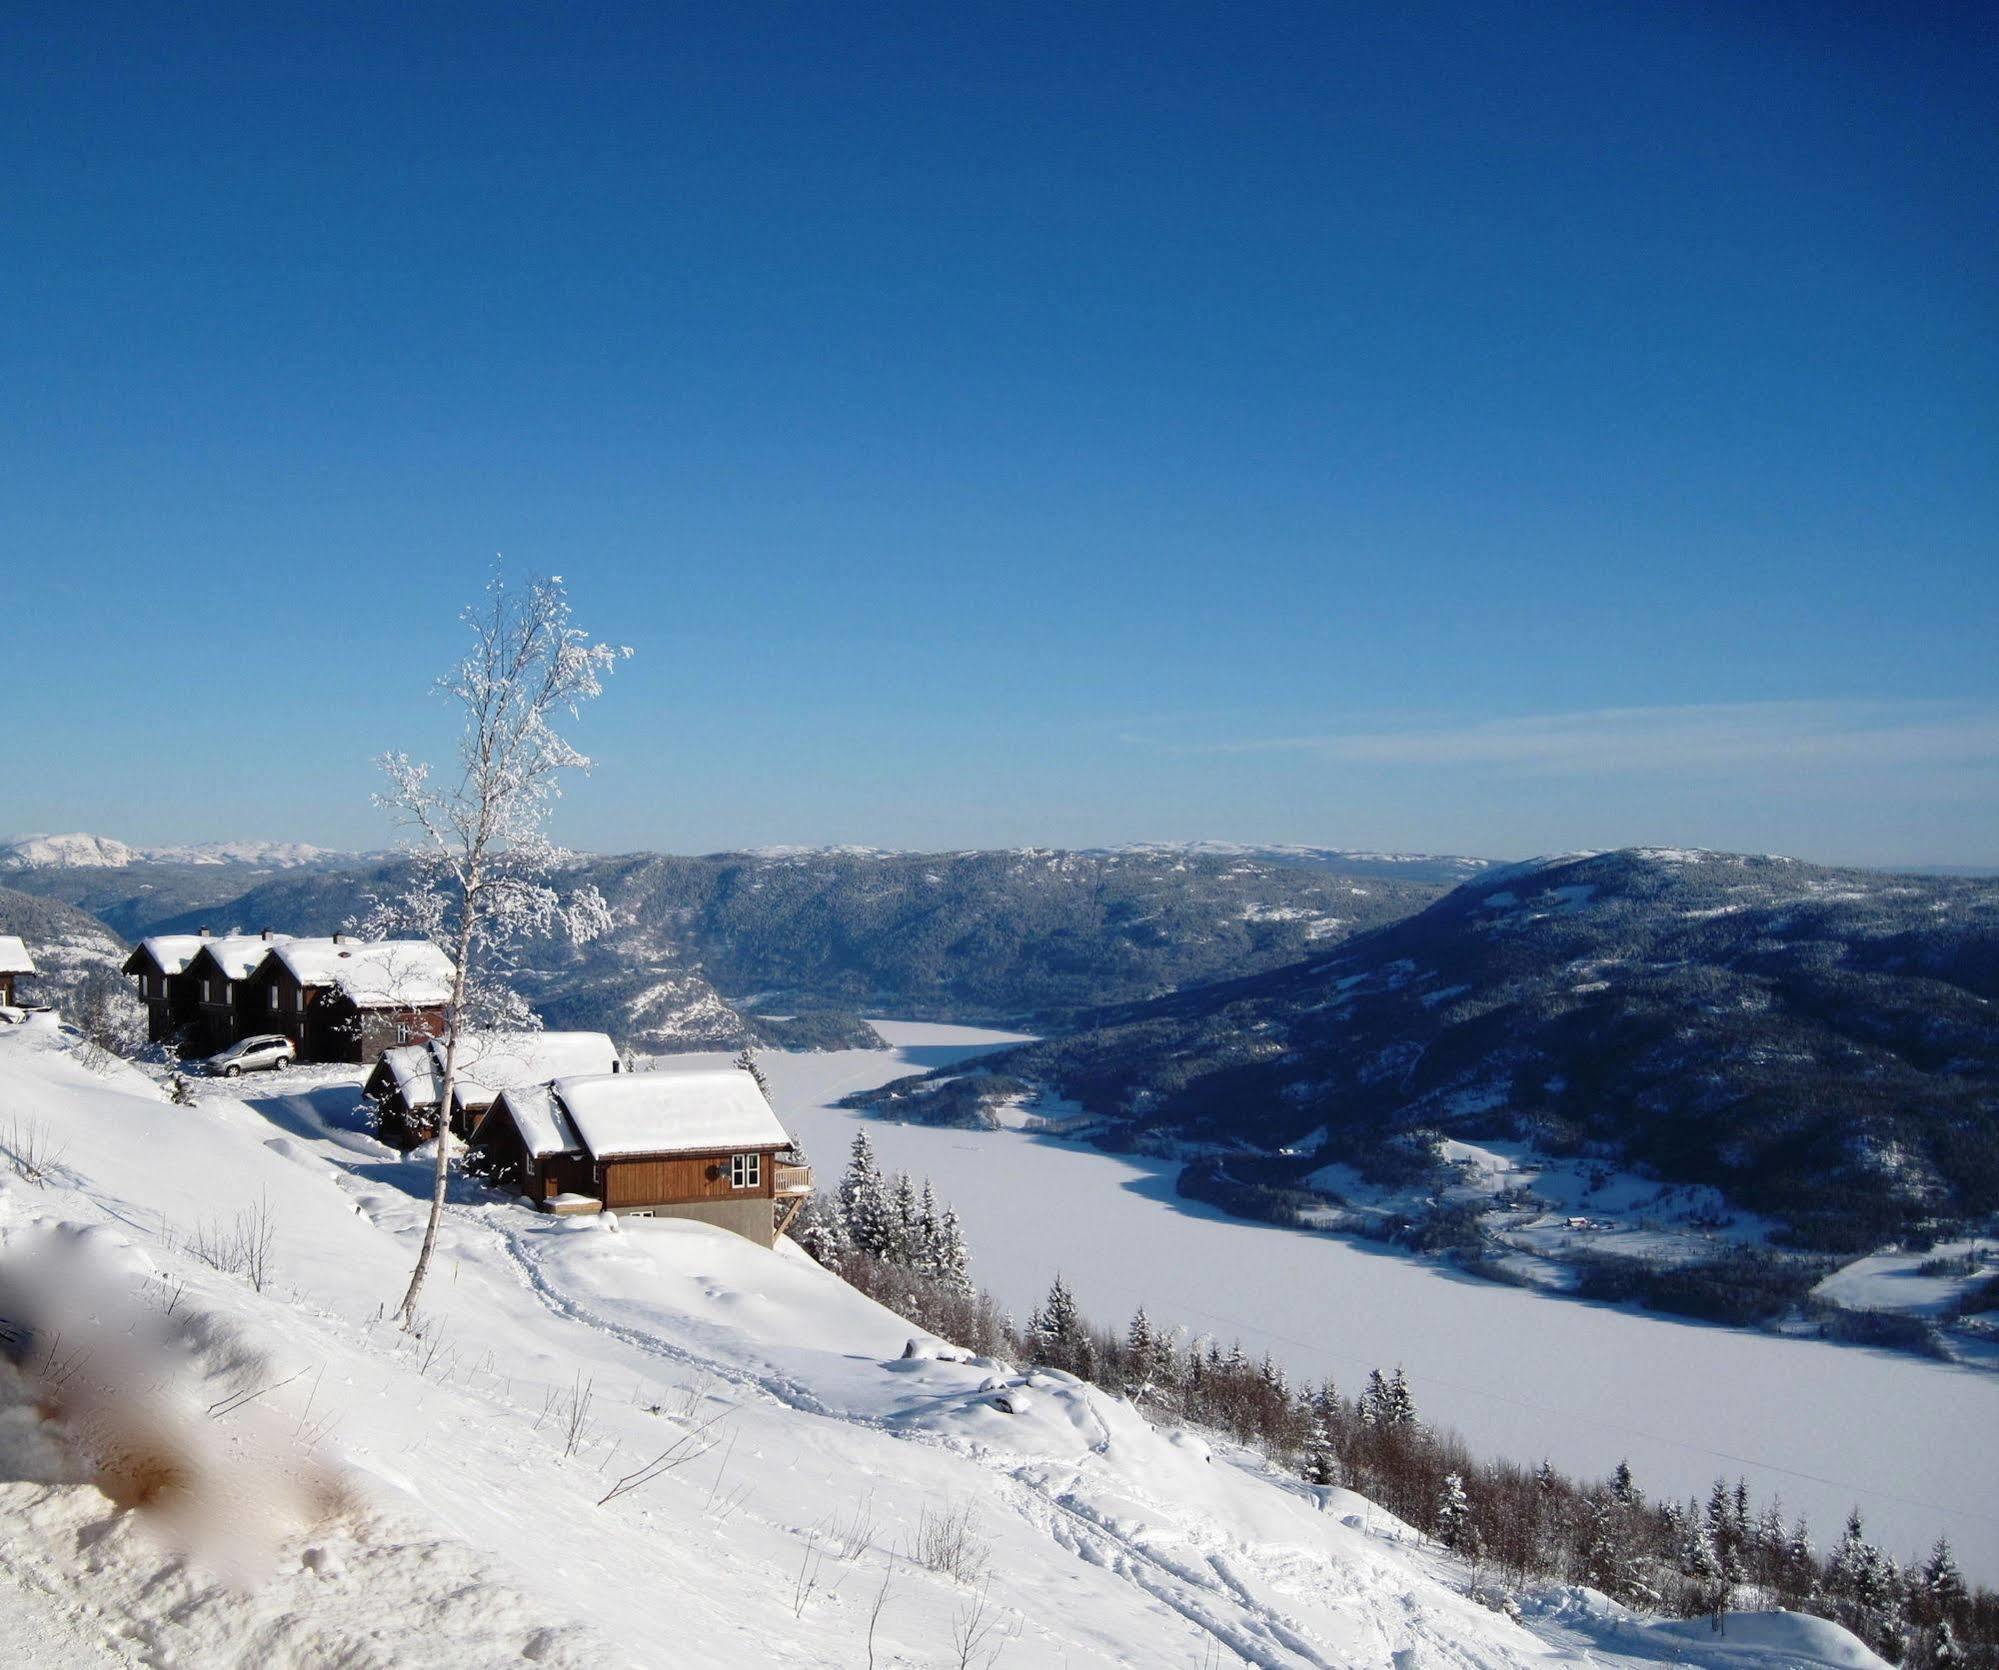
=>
[180,932,293,1054]
[122,933,213,1043]
[239,937,453,1065]
[478,1069,812,1245]
[364,1030,620,1148]
[0,936,36,1007]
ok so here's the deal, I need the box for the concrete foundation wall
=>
[610,1197,774,1246]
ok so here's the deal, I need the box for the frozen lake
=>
[682,1021,1999,1581]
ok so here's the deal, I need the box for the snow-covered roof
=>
[384,1032,621,1111]
[128,934,213,976]
[375,1042,442,1106]
[494,1082,584,1158]
[0,936,35,976]
[452,1033,621,1109]
[273,939,455,1007]
[187,933,296,981]
[553,1069,788,1161]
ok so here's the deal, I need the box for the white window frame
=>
[202,979,213,1003]
[268,988,279,1011]
[730,1153,761,1190]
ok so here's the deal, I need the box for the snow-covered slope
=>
[0,1020,1885,1668]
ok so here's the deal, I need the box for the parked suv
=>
[203,1034,295,1077]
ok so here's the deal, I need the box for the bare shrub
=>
[951,1575,1020,1670]
[598,1408,729,1506]
[4,1116,67,1187]
[914,1496,990,1585]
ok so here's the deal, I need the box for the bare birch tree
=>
[367,570,629,1325]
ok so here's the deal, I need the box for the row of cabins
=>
[124,931,451,1061]
[0,937,37,1007]
[128,930,812,1246]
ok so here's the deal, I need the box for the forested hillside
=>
[912,850,1999,1260]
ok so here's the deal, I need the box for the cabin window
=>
[268,988,279,1011]
[730,1153,761,1189]
[202,979,213,1003]
[224,981,233,1002]
[296,987,306,1011]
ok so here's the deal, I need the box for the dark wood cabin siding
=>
[599,1149,781,1209]
[0,973,14,1006]
[124,950,198,1042]
[183,948,243,1052]
[237,959,309,1055]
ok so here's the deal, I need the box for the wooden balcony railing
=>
[773,1162,814,1197]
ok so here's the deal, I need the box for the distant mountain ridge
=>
[13,845,1455,1047]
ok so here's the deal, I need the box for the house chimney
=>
[261,928,274,940]
[199,926,212,938]
[332,932,346,945]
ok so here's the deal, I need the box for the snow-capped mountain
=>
[0,832,346,870]
[0,832,143,869]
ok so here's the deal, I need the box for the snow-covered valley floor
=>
[0,1016,1901,1666]
[703,1023,1999,1589]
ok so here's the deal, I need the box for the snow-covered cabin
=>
[364,1030,621,1147]
[481,1068,811,1244]
[179,931,294,1052]
[0,935,36,1007]
[122,931,214,1043]
[238,937,454,1065]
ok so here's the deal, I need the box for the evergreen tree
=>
[1436,1472,1475,1555]
[1124,1307,1156,1402]
[935,1206,973,1296]
[838,1130,888,1254]
[1301,1383,1340,1487]
[1931,1617,1963,1668]
[1384,1366,1419,1430]
[1921,1536,1967,1615]
[887,1172,920,1266]
[1359,1368,1390,1427]
[1611,1459,1638,1508]
[791,1189,852,1267]
[1028,1273,1091,1377]
[733,1046,771,1099]
[911,1180,942,1278]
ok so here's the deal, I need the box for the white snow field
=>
[0,1017,1890,1667]
[722,1023,1999,1587]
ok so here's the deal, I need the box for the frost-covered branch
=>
[373,568,630,1325]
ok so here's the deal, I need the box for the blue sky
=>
[3,3,1994,864]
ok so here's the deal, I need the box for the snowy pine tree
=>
[1358,1368,1384,1426]
[839,1131,894,1258]
[733,1047,771,1099]
[911,1180,942,1279]
[934,1206,973,1296]
[792,1189,852,1268]
[1383,1366,1419,1430]
[1028,1274,1093,1377]
[887,1171,920,1266]
[1435,1472,1475,1555]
